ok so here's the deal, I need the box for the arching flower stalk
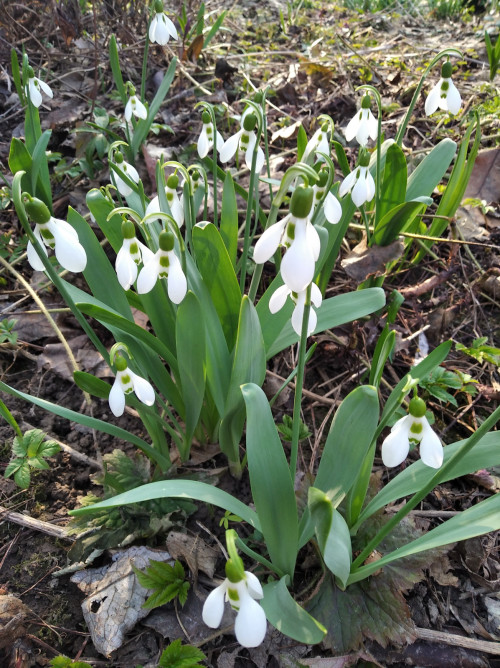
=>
[109,353,155,417]
[197,110,224,158]
[149,0,178,45]
[254,185,319,293]
[339,151,375,207]
[23,195,87,273]
[381,397,444,469]
[220,112,265,173]
[345,94,378,146]
[269,282,323,336]
[25,66,53,108]
[136,230,187,301]
[115,220,154,290]
[425,60,462,116]
[111,151,140,197]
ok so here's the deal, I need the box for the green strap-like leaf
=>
[219,171,238,269]
[349,493,500,584]
[69,479,261,530]
[242,383,298,577]
[261,577,326,644]
[405,138,456,201]
[376,142,407,227]
[373,200,427,247]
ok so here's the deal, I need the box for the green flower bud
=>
[167,174,179,189]
[154,0,164,12]
[317,169,329,188]
[201,110,211,124]
[361,94,371,109]
[441,61,452,78]
[243,112,257,132]
[115,151,124,164]
[409,396,426,418]
[159,230,174,251]
[253,92,263,104]
[290,186,313,218]
[122,220,135,239]
[115,356,128,372]
[358,151,371,168]
[24,196,51,224]
[225,559,243,583]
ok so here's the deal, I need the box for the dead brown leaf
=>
[465,148,500,204]
[166,531,218,580]
[0,594,30,649]
[341,237,404,282]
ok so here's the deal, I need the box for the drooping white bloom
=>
[220,111,265,173]
[381,397,444,469]
[25,68,53,108]
[302,121,330,164]
[254,186,320,293]
[425,61,462,116]
[111,153,140,197]
[313,170,342,225]
[24,197,86,273]
[202,570,267,648]
[145,174,184,228]
[109,358,155,417]
[269,282,322,336]
[124,94,147,122]
[345,95,378,146]
[197,110,224,158]
[339,159,375,207]
[149,2,178,45]
[136,230,187,302]
[115,221,154,290]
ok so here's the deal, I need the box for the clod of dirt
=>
[0,594,30,649]
[70,546,172,657]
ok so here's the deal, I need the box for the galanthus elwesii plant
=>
[4,28,500,653]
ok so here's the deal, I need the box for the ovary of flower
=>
[345,96,378,146]
[136,231,187,302]
[27,218,87,273]
[269,282,322,336]
[115,223,154,291]
[25,71,53,108]
[302,123,330,163]
[339,164,375,207]
[381,398,443,469]
[202,571,267,648]
[109,361,155,418]
[149,4,178,45]
[197,112,224,158]
[220,113,265,173]
[112,157,140,197]
[125,95,147,122]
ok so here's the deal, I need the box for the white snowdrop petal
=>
[52,223,87,272]
[109,380,125,417]
[339,170,357,198]
[345,112,361,142]
[381,427,410,467]
[215,131,224,151]
[197,129,210,158]
[137,255,160,294]
[124,99,133,122]
[131,372,155,406]
[425,83,441,116]
[367,110,378,141]
[323,191,342,224]
[149,16,158,42]
[307,308,318,335]
[116,247,138,290]
[306,221,321,261]
[29,82,43,108]
[27,236,48,271]
[244,572,264,600]
[310,282,323,307]
[365,171,376,202]
[145,195,161,219]
[163,13,178,39]
[38,79,53,99]
[234,594,267,648]
[419,422,443,468]
[202,584,227,628]
[253,218,287,264]
[220,132,241,163]
[446,82,462,115]
[167,255,187,304]
[291,300,305,336]
[351,172,369,206]
[281,241,315,293]
[268,284,290,314]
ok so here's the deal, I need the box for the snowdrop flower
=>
[203,559,267,648]
[149,0,178,45]
[313,168,342,225]
[254,186,319,293]
[111,151,140,197]
[197,110,224,158]
[109,355,155,417]
[425,60,462,116]
[345,94,378,146]
[220,112,265,173]
[339,152,375,207]
[145,174,184,228]
[382,397,444,469]
[302,121,330,164]
[115,220,154,290]
[136,230,187,302]
[124,91,147,122]
[25,66,53,108]
[269,282,322,336]
[24,195,87,273]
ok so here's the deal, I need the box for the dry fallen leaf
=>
[166,531,218,580]
[71,546,172,656]
[0,594,30,649]
[341,237,404,282]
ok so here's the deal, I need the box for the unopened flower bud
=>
[24,196,51,224]
[290,186,313,218]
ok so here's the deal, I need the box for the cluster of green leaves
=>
[420,366,477,406]
[49,657,92,668]
[457,337,500,366]
[485,31,500,80]
[155,639,206,668]
[5,428,60,489]
[133,559,190,609]
[0,318,18,345]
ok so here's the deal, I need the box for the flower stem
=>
[350,401,500,573]
[236,537,285,578]
[289,283,312,479]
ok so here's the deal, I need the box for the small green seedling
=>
[4,428,60,489]
[133,559,190,609]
